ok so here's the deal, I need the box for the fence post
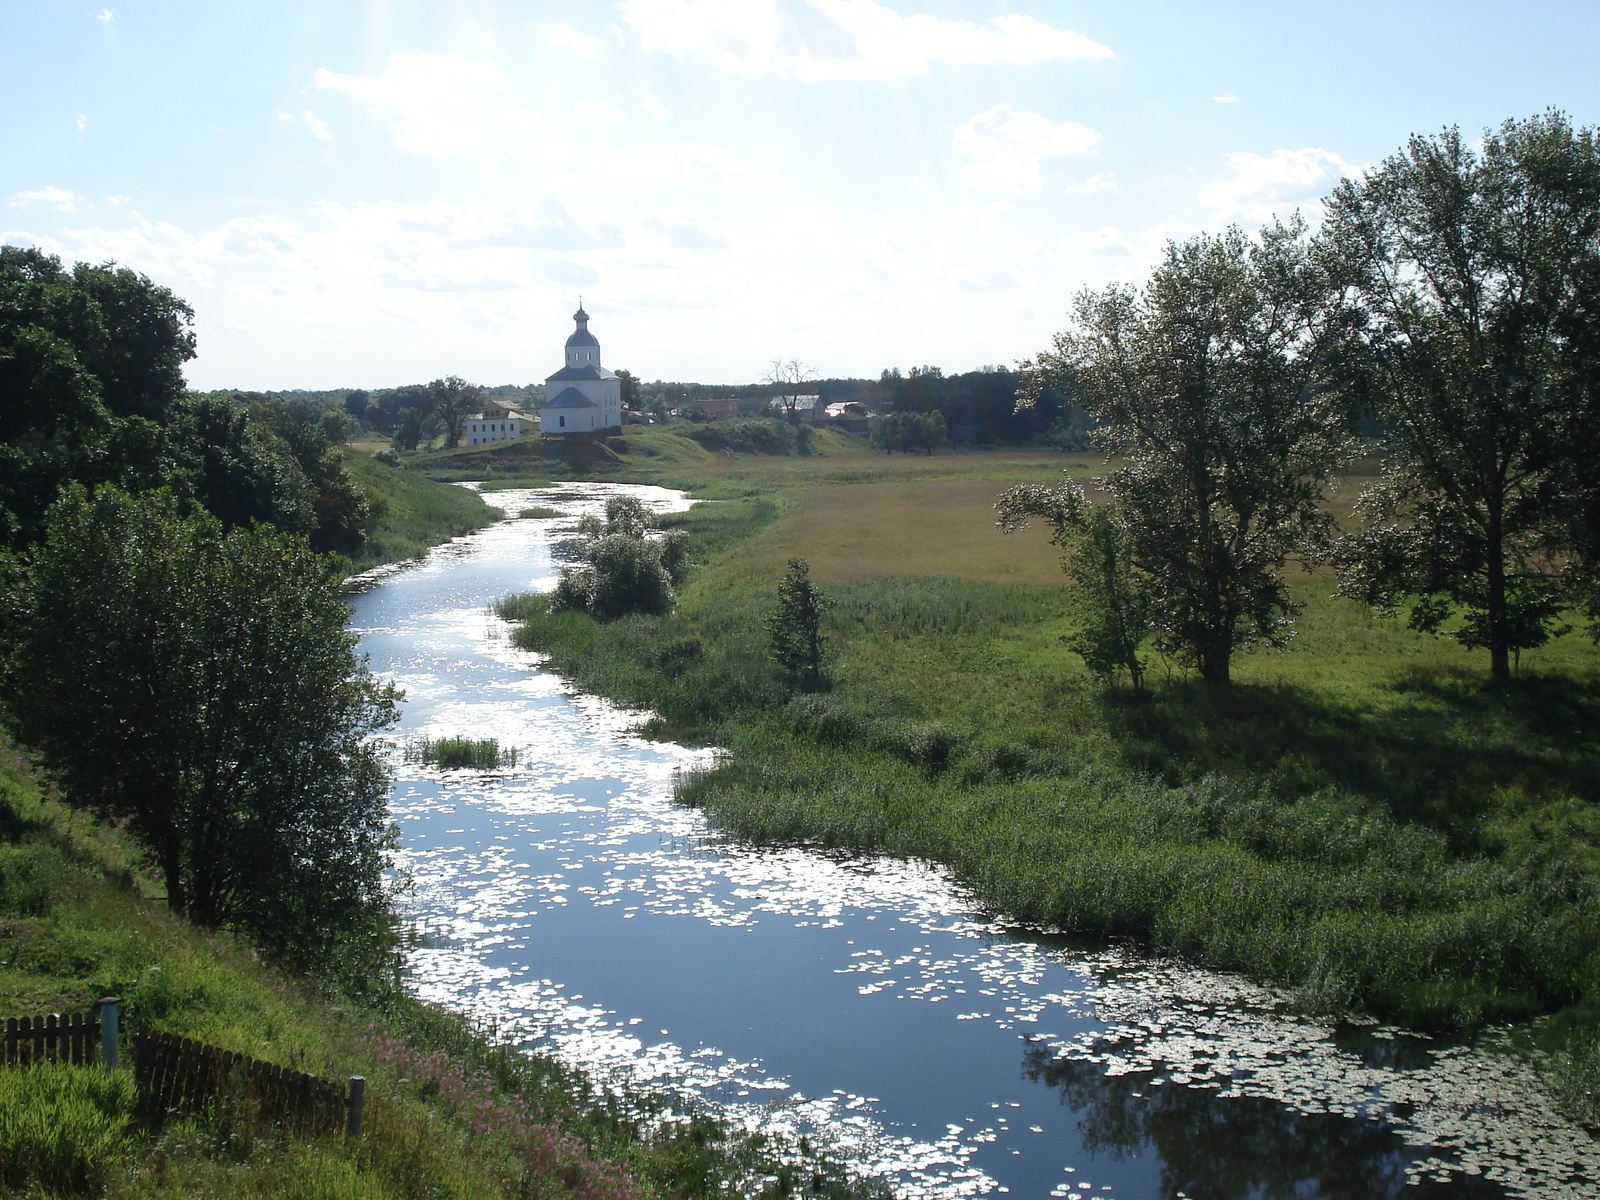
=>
[98,997,120,1070]
[346,1076,365,1139]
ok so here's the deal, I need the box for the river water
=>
[348,482,1598,1199]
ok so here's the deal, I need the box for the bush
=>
[548,499,684,620]
[588,535,676,619]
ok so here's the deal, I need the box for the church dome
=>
[566,304,599,347]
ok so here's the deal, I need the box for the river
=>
[348,481,1597,1199]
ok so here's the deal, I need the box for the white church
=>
[540,302,622,435]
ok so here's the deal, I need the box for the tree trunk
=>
[161,839,186,915]
[1486,489,1511,682]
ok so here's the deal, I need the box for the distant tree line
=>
[341,379,542,450]
[630,367,1089,449]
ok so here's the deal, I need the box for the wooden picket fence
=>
[135,1030,353,1137]
[0,1006,363,1138]
[1,1013,101,1066]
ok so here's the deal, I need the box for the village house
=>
[465,399,534,445]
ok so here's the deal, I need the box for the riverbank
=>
[0,733,878,1198]
[492,456,1600,1122]
[345,453,501,572]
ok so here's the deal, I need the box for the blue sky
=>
[5,1,1600,389]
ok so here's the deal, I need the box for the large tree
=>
[0,246,194,545]
[429,375,482,449]
[1,487,399,969]
[1325,112,1600,680]
[764,358,818,423]
[1021,223,1355,683]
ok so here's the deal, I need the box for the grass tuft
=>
[406,737,517,771]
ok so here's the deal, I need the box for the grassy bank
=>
[492,452,1600,1119]
[346,454,500,571]
[0,737,875,1198]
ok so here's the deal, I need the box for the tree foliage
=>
[868,410,948,455]
[766,558,832,687]
[1024,224,1355,683]
[997,481,1152,687]
[0,487,400,972]
[549,495,687,620]
[429,375,482,449]
[764,358,818,423]
[0,248,376,559]
[1325,112,1600,679]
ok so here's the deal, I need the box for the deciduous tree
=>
[1023,223,1354,683]
[1325,112,1600,680]
[0,487,399,971]
[764,359,818,424]
[997,480,1152,688]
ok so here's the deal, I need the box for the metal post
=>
[346,1076,366,1139]
[98,997,120,1070]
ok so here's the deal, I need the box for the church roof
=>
[546,363,617,382]
[543,387,599,410]
[566,304,599,347]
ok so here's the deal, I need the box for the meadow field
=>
[484,426,1600,1119]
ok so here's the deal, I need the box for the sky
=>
[5,1,1600,390]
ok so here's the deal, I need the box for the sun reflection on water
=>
[353,483,1597,1199]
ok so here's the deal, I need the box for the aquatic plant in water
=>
[406,736,517,770]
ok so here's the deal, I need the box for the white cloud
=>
[618,0,1111,82]
[1059,225,1135,255]
[574,100,625,123]
[641,205,728,249]
[75,114,87,132]
[104,194,130,206]
[1059,220,1203,265]
[96,8,113,20]
[1064,172,1118,197]
[641,95,668,120]
[1197,146,1359,224]
[952,104,1099,193]
[10,186,80,212]
[315,50,533,156]
[312,50,772,189]
[540,22,609,61]
[1212,93,1239,104]
[581,142,781,189]
[301,110,333,141]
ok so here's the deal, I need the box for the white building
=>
[465,401,533,445]
[541,304,622,435]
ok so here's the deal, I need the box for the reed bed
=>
[406,736,517,771]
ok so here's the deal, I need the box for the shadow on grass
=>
[1098,668,1600,841]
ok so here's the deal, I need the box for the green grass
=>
[0,735,880,1198]
[406,736,517,771]
[491,455,1600,1124]
[345,455,500,571]
[0,1063,134,1196]
[518,506,560,519]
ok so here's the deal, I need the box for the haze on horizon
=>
[4,0,1598,391]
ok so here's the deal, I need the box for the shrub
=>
[588,535,675,619]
